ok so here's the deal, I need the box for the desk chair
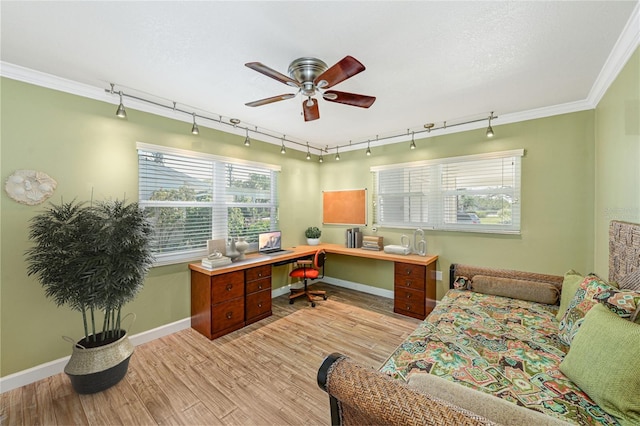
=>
[289,249,327,307]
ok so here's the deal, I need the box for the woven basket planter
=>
[64,331,134,394]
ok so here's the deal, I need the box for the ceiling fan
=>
[244,56,376,121]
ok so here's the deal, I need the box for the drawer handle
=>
[405,269,412,275]
[257,284,262,290]
[257,302,262,308]
[226,312,233,319]
[405,280,412,287]
[406,293,412,299]
[226,284,232,291]
[406,305,412,311]
[258,272,262,277]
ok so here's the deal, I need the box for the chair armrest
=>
[317,353,497,426]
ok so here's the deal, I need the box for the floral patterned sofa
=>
[317,221,640,426]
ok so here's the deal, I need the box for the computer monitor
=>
[258,231,282,253]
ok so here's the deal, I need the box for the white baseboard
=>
[275,276,393,299]
[2,279,388,393]
[0,318,191,394]
[321,276,394,299]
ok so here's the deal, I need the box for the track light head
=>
[486,112,495,138]
[319,155,324,163]
[191,113,199,135]
[280,142,286,154]
[486,125,494,138]
[366,147,371,156]
[116,91,127,118]
[410,132,416,150]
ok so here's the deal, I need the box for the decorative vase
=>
[64,330,134,394]
[307,238,320,246]
[235,237,249,260]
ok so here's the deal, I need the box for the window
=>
[371,149,523,234]
[137,143,280,265]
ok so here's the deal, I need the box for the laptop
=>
[258,231,290,256]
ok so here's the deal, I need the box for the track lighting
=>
[105,84,497,157]
[116,91,127,118]
[486,112,495,138]
[191,113,200,135]
[306,143,311,160]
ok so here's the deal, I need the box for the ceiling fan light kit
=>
[245,55,376,122]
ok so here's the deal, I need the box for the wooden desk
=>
[318,244,438,320]
[189,244,438,339]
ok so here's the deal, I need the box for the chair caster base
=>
[311,302,316,308]
[289,299,294,304]
[323,295,328,300]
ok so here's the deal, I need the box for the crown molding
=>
[587,0,640,108]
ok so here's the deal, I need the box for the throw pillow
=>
[619,267,640,291]
[557,274,613,345]
[453,276,470,290]
[556,270,585,321]
[559,304,640,426]
[594,288,640,322]
[471,275,559,305]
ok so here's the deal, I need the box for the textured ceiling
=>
[1,1,638,152]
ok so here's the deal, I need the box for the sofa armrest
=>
[449,263,564,291]
[317,353,497,426]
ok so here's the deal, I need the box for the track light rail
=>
[106,84,496,158]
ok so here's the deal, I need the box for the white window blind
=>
[137,143,280,265]
[371,149,523,234]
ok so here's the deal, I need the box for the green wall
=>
[1,46,637,376]
[0,78,319,376]
[320,111,596,299]
[594,47,640,276]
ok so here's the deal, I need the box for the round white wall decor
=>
[5,169,57,205]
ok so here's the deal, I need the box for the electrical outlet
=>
[435,270,443,281]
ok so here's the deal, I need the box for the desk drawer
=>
[395,286,424,304]
[394,274,425,291]
[246,276,271,295]
[246,265,271,282]
[211,298,245,333]
[394,262,426,280]
[211,271,244,304]
[246,289,272,323]
[394,296,426,318]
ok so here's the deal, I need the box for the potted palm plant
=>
[305,226,322,245]
[25,199,154,394]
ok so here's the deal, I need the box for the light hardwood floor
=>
[1,283,421,425]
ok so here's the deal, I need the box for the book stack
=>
[201,255,232,269]
[345,228,363,248]
[362,236,384,251]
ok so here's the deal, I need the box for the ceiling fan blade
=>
[323,90,376,108]
[303,98,320,121]
[245,62,300,88]
[245,93,297,107]
[314,56,366,89]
